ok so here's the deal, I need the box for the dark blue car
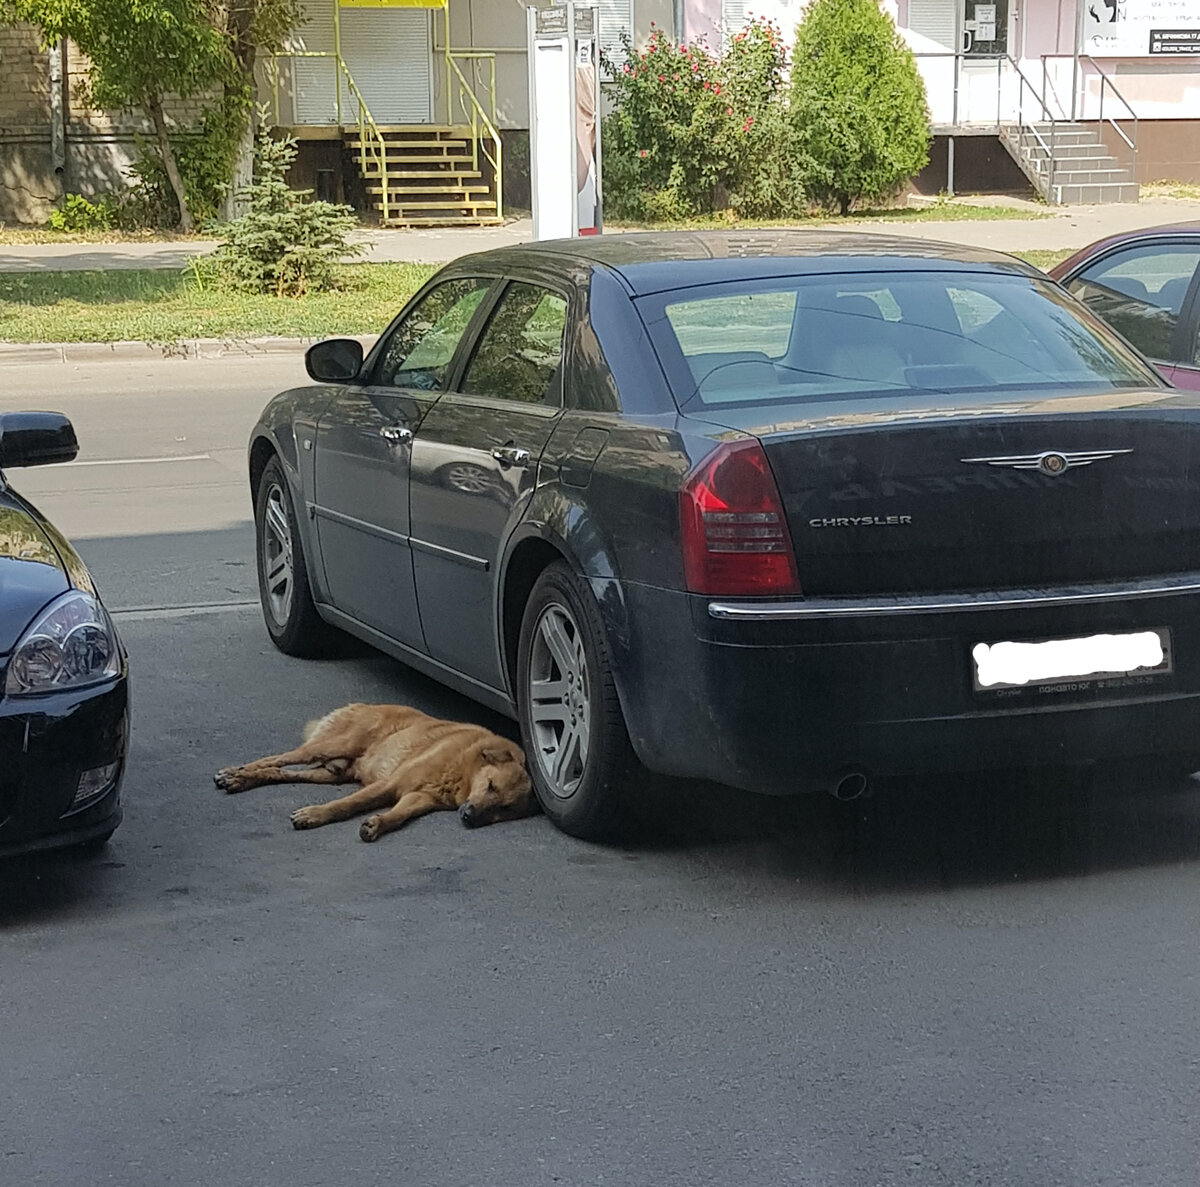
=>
[249,231,1200,839]
[0,412,128,857]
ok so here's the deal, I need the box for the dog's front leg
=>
[290,780,397,831]
[359,791,441,842]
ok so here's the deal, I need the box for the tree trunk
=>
[220,8,258,223]
[148,95,193,233]
[838,193,851,216]
[223,96,256,222]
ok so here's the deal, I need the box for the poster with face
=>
[1083,0,1200,56]
[575,36,599,234]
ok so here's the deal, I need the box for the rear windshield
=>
[636,270,1161,408]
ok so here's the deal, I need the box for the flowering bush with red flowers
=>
[602,19,802,221]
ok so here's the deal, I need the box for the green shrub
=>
[789,0,931,215]
[602,19,802,221]
[47,193,117,233]
[212,124,361,297]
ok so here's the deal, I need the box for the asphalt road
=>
[2,357,1200,1187]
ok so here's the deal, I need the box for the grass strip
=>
[0,251,1074,344]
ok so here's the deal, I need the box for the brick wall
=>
[0,25,213,223]
[0,24,50,133]
[0,25,54,221]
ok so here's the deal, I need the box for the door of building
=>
[959,0,1016,123]
[908,0,1016,124]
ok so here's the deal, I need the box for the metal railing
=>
[266,39,503,222]
[1042,53,1138,187]
[446,50,503,219]
[911,52,1065,200]
[267,51,394,222]
[1007,54,1067,201]
[910,51,1139,202]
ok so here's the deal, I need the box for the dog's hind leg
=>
[215,744,350,793]
[224,764,350,793]
[358,791,442,842]
[289,779,398,831]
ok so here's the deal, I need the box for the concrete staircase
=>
[344,125,501,227]
[1000,122,1139,205]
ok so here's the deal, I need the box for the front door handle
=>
[491,446,531,469]
[379,424,413,445]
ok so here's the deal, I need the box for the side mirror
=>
[0,411,78,469]
[306,338,364,383]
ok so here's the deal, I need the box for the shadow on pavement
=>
[617,764,1200,893]
[0,847,127,928]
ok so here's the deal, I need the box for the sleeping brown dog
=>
[214,703,534,841]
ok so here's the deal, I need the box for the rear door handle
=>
[379,425,413,444]
[491,446,531,469]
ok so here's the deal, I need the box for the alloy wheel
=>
[528,603,590,799]
[261,481,294,627]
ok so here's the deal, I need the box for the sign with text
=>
[1084,0,1200,56]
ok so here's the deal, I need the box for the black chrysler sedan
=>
[249,230,1200,839]
[0,412,128,857]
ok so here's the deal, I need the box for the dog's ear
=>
[480,745,519,766]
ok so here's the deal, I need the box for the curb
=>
[0,334,379,366]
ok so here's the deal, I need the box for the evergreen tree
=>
[215,122,361,296]
[789,0,931,215]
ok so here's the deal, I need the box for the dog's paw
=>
[214,768,249,793]
[290,806,325,830]
[359,816,382,843]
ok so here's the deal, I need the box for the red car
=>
[1050,222,1200,390]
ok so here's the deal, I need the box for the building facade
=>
[1,0,1198,224]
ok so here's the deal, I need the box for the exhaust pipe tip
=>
[831,770,870,802]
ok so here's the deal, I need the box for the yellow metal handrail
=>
[445,50,503,219]
[267,25,502,224]
[268,50,392,223]
[338,59,392,225]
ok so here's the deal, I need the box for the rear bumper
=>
[605,578,1200,794]
[0,674,129,858]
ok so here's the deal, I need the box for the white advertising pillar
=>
[527,3,603,240]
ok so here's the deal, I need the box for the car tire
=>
[516,560,639,841]
[255,455,337,657]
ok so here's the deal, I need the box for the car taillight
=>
[679,439,801,596]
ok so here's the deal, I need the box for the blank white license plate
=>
[972,628,1173,692]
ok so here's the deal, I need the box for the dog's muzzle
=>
[458,802,482,828]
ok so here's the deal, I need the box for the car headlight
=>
[4,591,121,697]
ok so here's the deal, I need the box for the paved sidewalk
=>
[3,200,1199,273]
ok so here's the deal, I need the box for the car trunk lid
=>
[690,387,1200,597]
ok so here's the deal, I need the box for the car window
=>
[665,290,797,359]
[376,278,492,390]
[644,271,1159,407]
[1066,243,1200,362]
[459,282,568,406]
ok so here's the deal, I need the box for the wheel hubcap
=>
[261,483,294,626]
[528,603,590,799]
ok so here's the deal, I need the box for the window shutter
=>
[906,0,957,50]
[721,0,748,45]
[599,0,634,66]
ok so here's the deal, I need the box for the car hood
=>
[0,487,73,654]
